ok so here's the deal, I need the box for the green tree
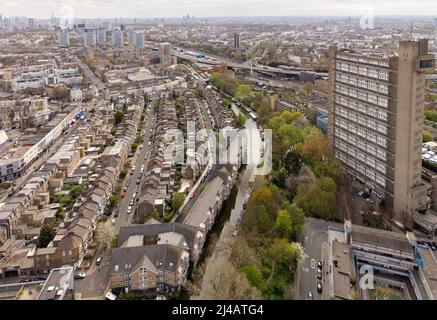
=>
[425,109,437,122]
[240,265,265,292]
[149,208,160,220]
[269,239,304,272]
[111,235,119,248]
[108,194,121,209]
[70,184,83,199]
[282,201,305,239]
[423,131,433,143]
[294,177,339,221]
[275,209,293,238]
[426,82,437,89]
[37,221,56,248]
[114,111,124,125]
[235,112,246,128]
[252,187,272,207]
[172,192,185,212]
[55,207,65,220]
[257,205,274,233]
[235,84,252,101]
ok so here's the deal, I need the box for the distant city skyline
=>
[1,0,437,19]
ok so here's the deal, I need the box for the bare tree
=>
[198,260,262,300]
[95,222,115,250]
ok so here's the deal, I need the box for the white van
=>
[105,292,117,300]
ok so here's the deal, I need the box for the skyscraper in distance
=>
[112,30,124,48]
[159,42,171,66]
[58,30,70,48]
[97,29,107,46]
[234,33,240,49]
[135,32,145,49]
[84,30,97,47]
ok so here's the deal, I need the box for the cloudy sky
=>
[1,0,437,18]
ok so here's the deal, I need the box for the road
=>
[74,247,111,299]
[115,105,155,231]
[173,46,326,77]
[75,55,108,98]
[76,104,154,298]
[296,217,343,300]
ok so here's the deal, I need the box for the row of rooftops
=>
[138,100,179,214]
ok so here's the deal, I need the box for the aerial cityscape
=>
[0,0,437,304]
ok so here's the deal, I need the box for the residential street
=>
[115,106,155,231]
[296,217,343,300]
[75,105,154,299]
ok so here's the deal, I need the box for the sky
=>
[1,0,437,19]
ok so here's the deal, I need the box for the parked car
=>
[317,261,323,269]
[307,292,313,300]
[96,257,102,265]
[317,281,323,293]
[190,192,196,199]
[74,272,86,280]
[127,206,132,214]
[317,267,322,280]
[32,277,47,282]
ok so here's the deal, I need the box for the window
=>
[420,60,435,69]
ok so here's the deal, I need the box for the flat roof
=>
[418,248,437,299]
[351,225,414,255]
[37,267,73,300]
[332,240,352,300]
